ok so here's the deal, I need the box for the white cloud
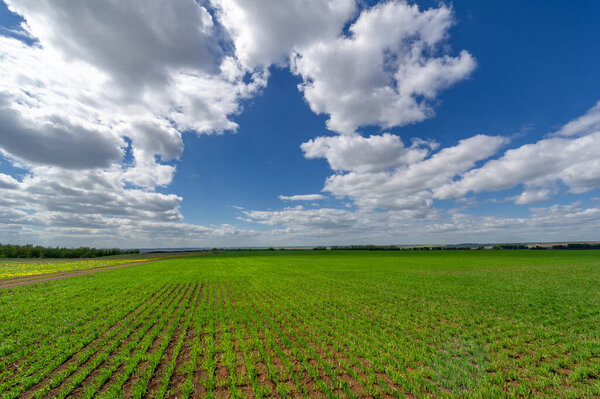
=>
[307,134,507,210]
[291,1,475,133]
[5,1,478,246]
[511,189,554,205]
[0,166,267,247]
[1,1,598,247]
[279,194,327,201]
[244,102,600,242]
[209,0,356,69]
[244,206,358,231]
[5,0,221,90]
[306,102,600,212]
[554,100,600,137]
[0,167,182,221]
[0,97,124,169]
[0,0,272,245]
[301,133,435,173]
[240,202,600,245]
[0,173,19,189]
[0,2,267,177]
[434,132,600,202]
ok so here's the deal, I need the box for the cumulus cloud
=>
[5,0,221,90]
[0,100,123,169]
[0,166,267,247]
[301,133,435,173]
[209,0,356,69]
[2,0,598,247]
[244,206,358,230]
[240,202,600,245]
[511,189,554,205]
[434,132,600,202]
[554,101,600,137]
[0,167,182,221]
[305,134,507,210]
[291,1,475,133]
[0,0,272,245]
[298,101,600,216]
[0,1,377,246]
[0,2,267,176]
[0,173,19,189]
[279,194,327,201]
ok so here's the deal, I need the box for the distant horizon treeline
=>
[318,245,484,251]
[0,244,140,259]
[315,243,600,251]
[498,243,600,250]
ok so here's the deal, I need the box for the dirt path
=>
[0,259,159,289]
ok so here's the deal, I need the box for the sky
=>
[0,0,599,248]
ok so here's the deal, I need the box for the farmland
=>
[1,250,599,398]
[0,258,154,280]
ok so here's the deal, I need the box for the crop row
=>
[2,250,599,398]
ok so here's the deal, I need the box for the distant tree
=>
[0,243,139,258]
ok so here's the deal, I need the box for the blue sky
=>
[0,0,599,247]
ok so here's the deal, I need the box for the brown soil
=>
[43,285,184,399]
[1,290,141,387]
[145,283,200,397]
[19,284,176,399]
[121,283,194,397]
[252,288,374,398]
[165,283,205,398]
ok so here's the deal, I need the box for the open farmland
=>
[0,252,208,282]
[0,258,155,280]
[1,250,599,398]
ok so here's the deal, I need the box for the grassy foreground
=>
[0,250,599,398]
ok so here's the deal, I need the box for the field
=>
[1,250,599,398]
[0,252,207,280]
[0,258,154,280]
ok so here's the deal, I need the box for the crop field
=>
[0,250,599,398]
[0,258,156,280]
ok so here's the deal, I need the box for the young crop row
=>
[1,251,599,398]
[4,284,179,398]
[0,284,167,387]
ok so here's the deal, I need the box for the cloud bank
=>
[0,0,598,246]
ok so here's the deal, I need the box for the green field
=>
[0,258,156,280]
[1,250,599,398]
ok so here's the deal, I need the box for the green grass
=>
[1,250,599,398]
[0,257,156,280]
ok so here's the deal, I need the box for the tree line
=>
[318,245,484,251]
[316,243,600,251]
[0,244,140,258]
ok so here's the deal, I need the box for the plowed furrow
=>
[8,284,176,399]
[123,282,196,398]
[27,284,183,399]
[241,286,332,398]
[191,282,213,399]
[144,282,201,399]
[1,290,128,370]
[65,283,194,399]
[0,286,167,388]
[256,288,369,397]
[164,282,207,399]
